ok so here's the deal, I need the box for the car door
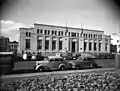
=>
[54,58,61,70]
[48,58,55,70]
[80,58,89,68]
[82,58,92,68]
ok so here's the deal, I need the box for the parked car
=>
[68,56,99,70]
[35,56,69,72]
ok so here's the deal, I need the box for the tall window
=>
[48,30,50,35]
[26,39,30,50]
[99,43,101,51]
[59,41,63,50]
[55,31,57,35]
[40,29,43,33]
[61,31,63,35]
[84,42,87,51]
[45,30,47,35]
[26,32,31,37]
[105,43,108,51]
[52,31,54,35]
[37,29,39,33]
[45,40,49,50]
[52,40,56,50]
[89,42,92,51]
[37,40,42,50]
[58,31,60,36]
[94,43,97,51]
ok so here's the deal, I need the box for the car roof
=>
[0,52,13,55]
[48,56,63,59]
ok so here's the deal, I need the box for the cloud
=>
[0,20,27,41]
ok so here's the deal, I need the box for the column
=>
[49,36,52,52]
[57,37,59,52]
[42,36,45,52]
[70,38,72,53]
[87,39,89,52]
[92,39,94,52]
[97,40,99,52]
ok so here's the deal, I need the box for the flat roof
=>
[34,23,104,32]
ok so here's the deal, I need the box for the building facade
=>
[19,23,110,54]
[0,36,9,52]
[111,32,120,53]
[9,41,18,52]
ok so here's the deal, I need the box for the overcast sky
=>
[0,0,120,41]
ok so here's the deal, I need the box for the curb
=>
[1,67,116,79]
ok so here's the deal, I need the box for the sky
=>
[0,0,120,41]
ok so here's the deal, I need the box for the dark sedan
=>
[68,56,100,70]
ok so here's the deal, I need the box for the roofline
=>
[34,23,104,32]
[19,27,34,30]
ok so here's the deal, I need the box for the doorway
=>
[72,42,76,52]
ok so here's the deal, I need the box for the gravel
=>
[1,71,120,91]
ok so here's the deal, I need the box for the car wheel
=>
[60,65,66,71]
[38,67,45,72]
[76,65,80,70]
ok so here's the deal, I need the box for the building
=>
[111,32,120,53]
[0,36,9,52]
[9,41,18,52]
[19,23,110,55]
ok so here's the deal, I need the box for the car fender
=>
[59,64,66,69]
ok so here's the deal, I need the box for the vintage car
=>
[68,56,99,70]
[35,56,69,72]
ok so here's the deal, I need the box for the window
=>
[59,41,63,50]
[89,34,90,38]
[45,30,47,35]
[29,32,31,37]
[37,29,39,33]
[71,32,76,37]
[55,31,57,35]
[99,43,101,51]
[37,40,42,50]
[40,29,43,33]
[26,39,30,50]
[52,31,54,35]
[26,32,28,36]
[117,40,119,43]
[61,31,63,35]
[89,42,92,51]
[68,32,70,36]
[105,38,108,42]
[83,34,85,38]
[86,34,88,38]
[84,42,87,51]
[94,43,97,51]
[58,31,60,36]
[48,30,50,35]
[77,33,79,37]
[52,40,56,50]
[26,32,31,37]
[45,40,49,50]
[105,43,108,51]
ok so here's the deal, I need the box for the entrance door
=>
[72,42,76,52]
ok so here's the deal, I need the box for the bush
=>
[1,71,120,91]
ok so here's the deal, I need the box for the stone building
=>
[9,41,18,52]
[19,23,110,55]
[0,36,9,52]
[111,32,120,53]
